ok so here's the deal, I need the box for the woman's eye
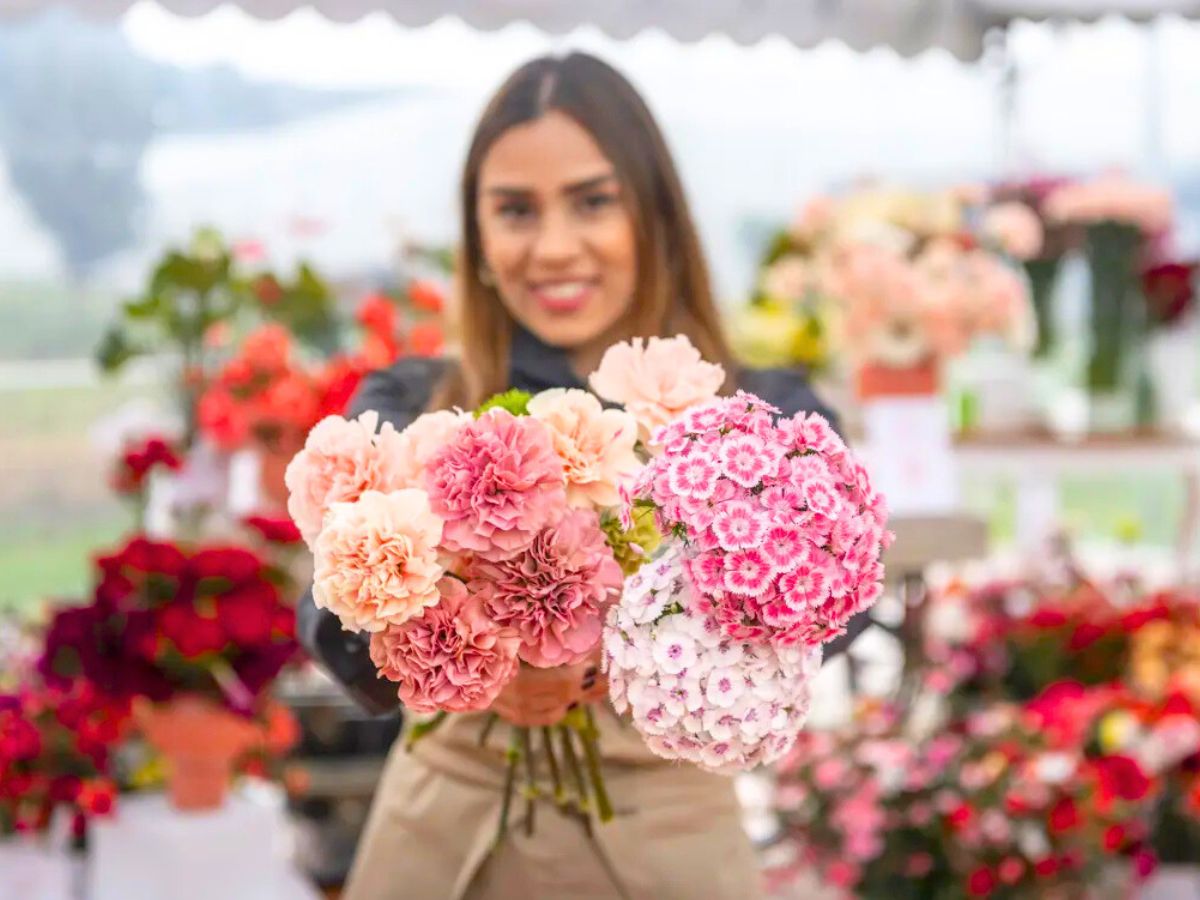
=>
[578,192,618,214]
[498,201,534,222]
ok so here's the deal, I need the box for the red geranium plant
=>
[37,536,299,716]
[0,681,130,837]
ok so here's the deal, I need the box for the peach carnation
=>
[284,411,407,547]
[312,489,445,633]
[588,335,725,440]
[526,388,640,509]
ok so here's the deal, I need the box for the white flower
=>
[652,628,699,676]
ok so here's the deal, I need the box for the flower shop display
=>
[740,187,1033,406]
[1044,174,1174,432]
[36,536,300,811]
[285,333,888,848]
[1141,258,1199,431]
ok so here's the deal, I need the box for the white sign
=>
[859,396,958,515]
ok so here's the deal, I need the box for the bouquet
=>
[286,333,889,843]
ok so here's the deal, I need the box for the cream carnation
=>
[312,489,445,633]
[589,335,725,440]
[285,411,407,547]
[526,388,640,509]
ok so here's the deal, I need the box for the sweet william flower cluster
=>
[605,545,820,772]
[632,391,891,648]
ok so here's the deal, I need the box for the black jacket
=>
[297,328,868,714]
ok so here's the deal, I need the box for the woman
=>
[298,52,865,899]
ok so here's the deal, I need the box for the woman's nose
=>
[531,206,582,264]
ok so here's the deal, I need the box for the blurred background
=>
[4,3,1200,898]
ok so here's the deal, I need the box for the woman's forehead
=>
[479,111,616,193]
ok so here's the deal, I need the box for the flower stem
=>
[577,707,613,823]
[541,726,566,808]
[404,710,448,752]
[478,713,499,749]
[496,728,521,848]
[520,726,538,837]
[558,724,591,825]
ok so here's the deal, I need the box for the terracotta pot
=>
[136,696,259,812]
[855,360,940,400]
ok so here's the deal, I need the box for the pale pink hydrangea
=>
[368,578,520,714]
[285,411,408,547]
[604,546,821,774]
[525,388,640,509]
[588,335,725,440]
[629,390,890,649]
[468,509,622,667]
[424,409,566,561]
[312,489,445,633]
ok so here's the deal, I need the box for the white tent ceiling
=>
[3,1,1199,60]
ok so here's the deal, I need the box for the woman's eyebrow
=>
[563,173,619,195]
[484,185,533,198]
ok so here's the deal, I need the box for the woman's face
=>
[476,110,638,349]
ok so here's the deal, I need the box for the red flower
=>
[1048,797,1080,833]
[241,515,302,545]
[1142,260,1196,326]
[1094,755,1152,804]
[997,857,1024,885]
[1103,824,1127,852]
[1134,848,1158,880]
[198,387,251,450]
[947,802,976,831]
[76,780,116,816]
[1034,857,1060,878]
[314,357,365,419]
[408,321,444,357]
[1068,621,1107,650]
[252,274,284,306]
[967,866,996,896]
[159,604,226,659]
[189,546,264,583]
[408,279,445,313]
[1028,608,1068,629]
[112,436,183,495]
[216,583,279,647]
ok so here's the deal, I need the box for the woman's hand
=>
[490,655,607,727]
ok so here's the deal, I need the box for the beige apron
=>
[343,707,763,900]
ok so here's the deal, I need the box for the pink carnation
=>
[369,578,520,714]
[285,411,407,547]
[312,489,445,633]
[392,409,472,487]
[588,335,725,440]
[982,201,1044,261]
[526,388,640,509]
[424,409,566,561]
[469,509,622,667]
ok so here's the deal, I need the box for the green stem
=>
[1024,257,1061,359]
[558,724,591,821]
[478,713,499,749]
[496,728,521,848]
[520,727,538,837]
[578,707,613,823]
[404,710,448,752]
[541,726,566,808]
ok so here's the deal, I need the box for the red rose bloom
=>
[1094,755,1152,804]
[967,866,996,896]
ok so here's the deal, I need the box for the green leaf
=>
[476,389,532,418]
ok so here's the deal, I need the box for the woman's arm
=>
[295,358,447,715]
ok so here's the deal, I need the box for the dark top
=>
[297,327,868,714]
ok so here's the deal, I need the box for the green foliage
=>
[475,389,532,418]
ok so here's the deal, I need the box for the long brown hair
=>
[443,52,731,409]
